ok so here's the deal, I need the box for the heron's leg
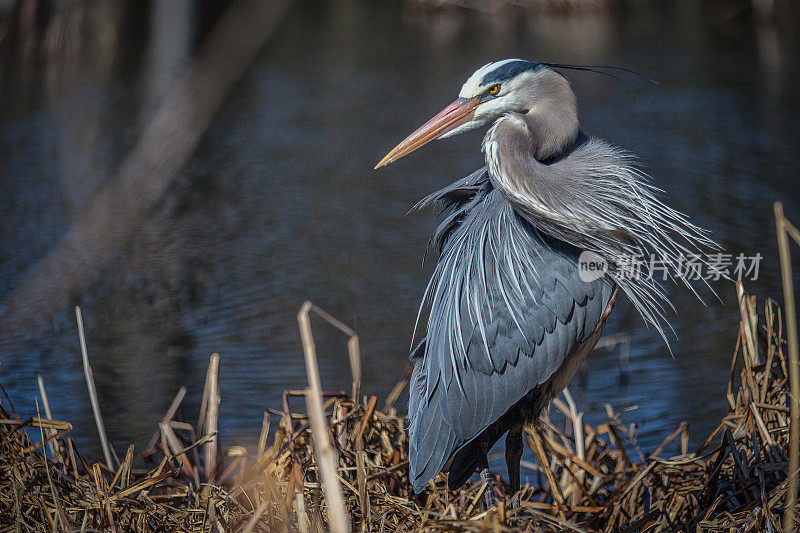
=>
[505,426,524,509]
[479,456,496,509]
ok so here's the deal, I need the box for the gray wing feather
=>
[408,183,613,493]
[412,167,490,213]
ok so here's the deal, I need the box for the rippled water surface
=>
[1,0,798,467]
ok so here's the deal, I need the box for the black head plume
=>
[541,62,658,94]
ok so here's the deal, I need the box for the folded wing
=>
[408,180,613,493]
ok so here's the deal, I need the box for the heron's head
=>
[376,59,573,168]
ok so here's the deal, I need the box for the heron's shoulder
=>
[567,135,639,166]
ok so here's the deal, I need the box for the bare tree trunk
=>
[0,0,292,354]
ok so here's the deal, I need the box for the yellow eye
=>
[488,84,500,95]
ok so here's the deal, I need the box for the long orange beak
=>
[375,98,481,169]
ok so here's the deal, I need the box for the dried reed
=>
[2,216,800,530]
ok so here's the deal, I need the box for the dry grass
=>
[2,205,800,531]
[0,282,797,532]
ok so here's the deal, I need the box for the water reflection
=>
[0,0,798,463]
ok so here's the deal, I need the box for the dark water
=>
[1,0,798,470]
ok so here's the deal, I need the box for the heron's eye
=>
[487,84,500,95]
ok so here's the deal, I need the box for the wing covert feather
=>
[408,186,614,493]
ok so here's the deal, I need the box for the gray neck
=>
[523,70,579,161]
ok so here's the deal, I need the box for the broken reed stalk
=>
[36,374,59,461]
[75,305,116,468]
[297,302,362,403]
[562,388,586,506]
[257,411,270,459]
[774,201,800,533]
[35,398,67,531]
[736,282,759,367]
[298,301,351,533]
[197,355,212,436]
[204,353,221,481]
[161,422,198,485]
[146,386,187,451]
[295,491,309,533]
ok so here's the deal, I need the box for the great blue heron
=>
[375,59,713,507]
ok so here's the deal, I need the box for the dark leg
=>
[505,426,524,508]
[479,456,496,509]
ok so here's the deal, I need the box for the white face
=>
[441,60,542,138]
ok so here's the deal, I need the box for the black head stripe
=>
[480,60,543,86]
